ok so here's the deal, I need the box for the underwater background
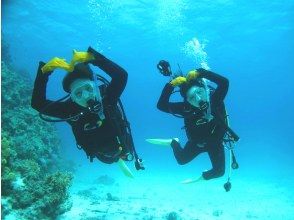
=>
[1,0,294,219]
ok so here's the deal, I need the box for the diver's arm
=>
[31,62,69,118]
[157,83,184,114]
[88,47,127,104]
[197,68,229,104]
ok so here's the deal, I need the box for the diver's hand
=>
[38,61,51,75]
[87,46,106,65]
[186,70,200,82]
[41,57,73,73]
[170,76,187,87]
[71,49,94,64]
[87,46,99,56]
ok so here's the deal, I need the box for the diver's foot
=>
[171,138,180,148]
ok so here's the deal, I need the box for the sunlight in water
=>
[87,0,119,51]
[182,37,210,70]
[155,0,187,28]
[155,0,188,43]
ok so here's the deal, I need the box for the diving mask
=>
[70,79,101,107]
[186,85,209,109]
[70,77,105,129]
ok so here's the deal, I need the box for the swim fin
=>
[118,158,134,178]
[181,175,204,184]
[71,49,95,65]
[41,57,73,73]
[146,138,179,146]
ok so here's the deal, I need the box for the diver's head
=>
[180,79,209,109]
[62,63,101,107]
[70,79,100,107]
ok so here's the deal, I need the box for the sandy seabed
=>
[58,163,294,220]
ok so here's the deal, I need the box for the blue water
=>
[2,0,294,219]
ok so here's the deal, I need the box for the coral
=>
[95,174,115,185]
[1,60,73,219]
[77,189,95,198]
[166,211,181,220]
[37,172,73,218]
[213,209,223,217]
[1,33,12,65]
[11,176,25,190]
[1,134,17,196]
[106,192,120,201]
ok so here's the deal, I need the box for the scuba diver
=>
[31,46,144,175]
[147,60,239,190]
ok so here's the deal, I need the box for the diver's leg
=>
[202,141,225,180]
[171,140,205,165]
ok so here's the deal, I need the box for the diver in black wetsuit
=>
[31,47,143,169]
[156,68,229,180]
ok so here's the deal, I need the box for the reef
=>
[95,174,116,186]
[1,60,73,219]
[1,34,12,65]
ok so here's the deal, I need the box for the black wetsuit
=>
[31,53,128,164]
[157,68,229,180]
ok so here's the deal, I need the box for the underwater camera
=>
[157,60,172,76]
[156,60,184,78]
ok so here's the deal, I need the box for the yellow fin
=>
[118,159,134,178]
[181,175,204,184]
[146,138,179,146]
[41,57,72,73]
[71,49,94,64]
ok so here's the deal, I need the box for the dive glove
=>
[87,46,106,65]
[38,61,49,74]
[170,76,187,87]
